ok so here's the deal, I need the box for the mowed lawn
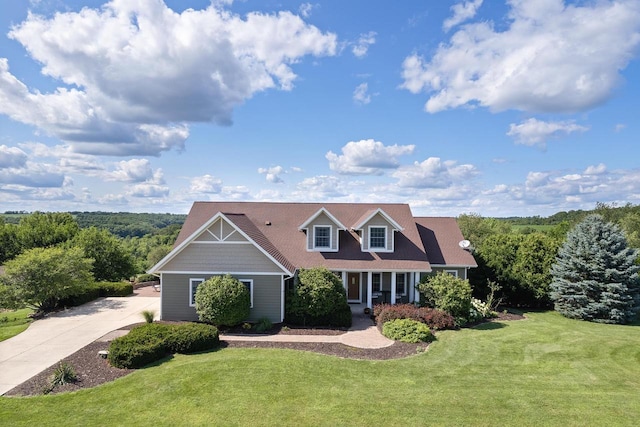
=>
[0,308,33,342]
[2,311,639,426]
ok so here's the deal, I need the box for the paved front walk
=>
[222,311,394,350]
[0,296,159,396]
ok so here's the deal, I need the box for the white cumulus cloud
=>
[0,145,28,169]
[402,0,640,114]
[352,31,376,58]
[1,0,337,156]
[353,83,372,105]
[507,118,589,147]
[326,139,415,175]
[443,0,483,32]
[392,157,478,188]
[258,166,285,183]
[190,175,223,194]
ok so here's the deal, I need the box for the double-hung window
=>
[369,226,386,249]
[314,226,331,249]
[189,278,205,307]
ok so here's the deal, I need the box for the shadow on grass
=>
[471,322,507,331]
[139,342,228,369]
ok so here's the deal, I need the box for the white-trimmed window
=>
[189,278,205,307]
[372,273,382,293]
[313,225,331,249]
[445,270,458,278]
[396,273,406,295]
[239,279,254,308]
[369,226,387,249]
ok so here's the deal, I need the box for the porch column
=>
[414,273,421,304]
[341,271,347,293]
[367,271,373,309]
[409,272,414,303]
[391,272,397,304]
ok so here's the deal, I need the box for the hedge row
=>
[108,323,220,369]
[373,303,456,331]
[58,281,133,308]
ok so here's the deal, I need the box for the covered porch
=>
[337,271,425,309]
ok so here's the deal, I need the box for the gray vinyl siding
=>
[305,212,339,251]
[161,273,283,323]
[361,213,394,251]
[161,242,284,273]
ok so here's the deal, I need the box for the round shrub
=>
[417,272,472,325]
[195,275,250,327]
[285,267,351,327]
[382,319,434,343]
[166,323,220,354]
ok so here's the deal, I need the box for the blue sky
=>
[0,0,639,217]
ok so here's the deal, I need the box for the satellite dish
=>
[459,240,471,249]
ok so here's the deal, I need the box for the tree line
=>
[459,203,640,322]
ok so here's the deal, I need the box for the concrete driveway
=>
[0,296,159,395]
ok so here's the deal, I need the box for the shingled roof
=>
[415,217,477,267]
[173,201,447,273]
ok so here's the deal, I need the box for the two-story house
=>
[148,202,477,323]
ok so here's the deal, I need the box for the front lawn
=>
[0,308,33,342]
[2,311,639,426]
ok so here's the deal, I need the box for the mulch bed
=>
[5,310,525,397]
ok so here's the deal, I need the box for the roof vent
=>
[265,221,271,226]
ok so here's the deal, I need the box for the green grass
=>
[0,308,33,341]
[2,311,639,426]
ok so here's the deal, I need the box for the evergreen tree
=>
[550,214,640,324]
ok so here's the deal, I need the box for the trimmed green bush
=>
[95,281,133,297]
[417,272,472,325]
[285,267,352,327]
[108,324,169,369]
[195,275,250,327]
[166,323,219,354]
[58,285,101,308]
[108,323,220,368]
[382,318,434,343]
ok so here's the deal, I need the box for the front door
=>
[347,273,360,302]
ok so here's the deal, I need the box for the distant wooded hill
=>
[1,211,187,238]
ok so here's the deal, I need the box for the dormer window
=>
[369,226,386,249]
[314,225,331,249]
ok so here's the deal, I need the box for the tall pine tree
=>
[550,214,640,324]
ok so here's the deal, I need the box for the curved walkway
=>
[0,296,159,396]
[222,312,394,350]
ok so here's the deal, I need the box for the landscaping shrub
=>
[253,317,273,333]
[95,281,133,297]
[136,273,157,283]
[382,319,434,343]
[285,267,352,327]
[108,324,171,369]
[417,272,472,325]
[165,323,219,354]
[195,275,250,327]
[141,310,155,323]
[58,284,101,308]
[108,323,220,368]
[373,303,455,331]
[419,308,456,330]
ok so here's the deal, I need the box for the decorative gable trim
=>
[353,208,404,231]
[148,212,293,275]
[298,207,347,231]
